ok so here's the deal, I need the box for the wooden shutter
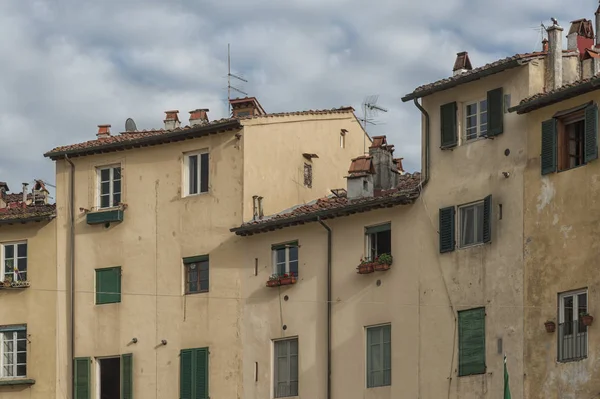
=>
[440,102,458,149]
[195,348,209,399]
[486,88,504,136]
[96,267,121,304]
[200,153,209,193]
[458,308,486,376]
[74,357,90,399]
[180,350,193,399]
[482,195,492,244]
[439,206,455,253]
[121,353,133,399]
[585,104,598,163]
[541,119,558,175]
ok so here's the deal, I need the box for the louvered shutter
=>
[440,102,458,149]
[439,206,455,253]
[541,119,558,175]
[482,195,492,244]
[74,357,91,399]
[96,267,121,304]
[180,350,193,399]
[486,88,504,136]
[195,348,209,399]
[458,308,486,376]
[121,353,133,399]
[585,104,598,163]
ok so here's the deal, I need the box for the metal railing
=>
[558,320,587,362]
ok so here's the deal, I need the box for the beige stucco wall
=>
[523,90,600,399]
[0,220,57,398]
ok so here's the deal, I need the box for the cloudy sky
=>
[0,0,595,194]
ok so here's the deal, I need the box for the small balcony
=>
[266,273,297,288]
[86,207,124,225]
[558,320,588,362]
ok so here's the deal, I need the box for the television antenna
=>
[360,95,388,153]
[227,44,248,116]
[125,118,137,132]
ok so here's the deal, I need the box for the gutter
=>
[65,155,75,399]
[317,218,332,399]
[413,98,430,188]
[0,214,55,226]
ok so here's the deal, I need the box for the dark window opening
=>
[99,357,120,399]
[366,224,391,261]
[558,115,585,171]
[184,257,209,294]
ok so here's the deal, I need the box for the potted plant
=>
[356,257,375,274]
[11,280,30,288]
[374,253,393,271]
[279,273,297,286]
[581,312,594,327]
[2,275,13,288]
[266,274,281,287]
[544,320,556,333]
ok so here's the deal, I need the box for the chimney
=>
[97,124,111,139]
[567,19,594,56]
[229,97,266,118]
[369,136,399,192]
[596,5,600,47]
[453,51,473,76]
[164,110,180,130]
[0,182,8,206]
[189,109,209,126]
[547,20,564,90]
[345,156,374,200]
[22,182,29,204]
[542,39,549,52]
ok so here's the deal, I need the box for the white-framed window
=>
[459,201,484,247]
[97,165,121,209]
[464,100,488,140]
[0,326,27,378]
[273,337,298,398]
[366,324,391,388]
[365,223,391,261]
[558,289,588,362]
[1,242,27,282]
[184,151,209,196]
[272,242,299,276]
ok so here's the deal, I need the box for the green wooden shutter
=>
[440,102,458,149]
[541,119,558,175]
[74,357,91,399]
[121,353,133,399]
[96,267,121,304]
[458,308,486,376]
[486,88,504,136]
[439,206,455,253]
[180,350,193,399]
[482,195,492,244]
[585,104,598,163]
[195,348,209,399]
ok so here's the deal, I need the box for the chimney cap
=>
[97,124,111,138]
[453,51,473,72]
[164,110,180,121]
[190,108,209,113]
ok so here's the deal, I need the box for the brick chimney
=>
[453,51,473,76]
[229,97,266,118]
[164,110,180,130]
[189,109,209,126]
[542,39,549,52]
[547,20,564,90]
[567,19,594,56]
[97,124,111,139]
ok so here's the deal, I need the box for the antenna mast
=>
[360,95,388,154]
[227,44,249,116]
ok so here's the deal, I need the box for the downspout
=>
[317,218,332,399]
[413,98,430,187]
[65,155,75,399]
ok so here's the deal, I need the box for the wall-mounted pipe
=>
[413,98,430,188]
[317,218,332,399]
[65,155,75,399]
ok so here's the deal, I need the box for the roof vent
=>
[453,51,473,76]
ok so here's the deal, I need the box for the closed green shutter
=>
[439,206,455,253]
[74,357,91,399]
[96,267,121,304]
[195,348,209,399]
[440,102,458,149]
[180,350,193,399]
[541,119,558,175]
[458,308,486,376]
[121,353,133,399]
[482,195,492,244]
[486,88,504,136]
[180,348,208,399]
[585,104,598,163]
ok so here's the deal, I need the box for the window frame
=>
[1,241,28,282]
[183,256,209,294]
[271,241,299,277]
[557,111,586,172]
[365,323,391,388]
[0,326,27,379]
[273,337,299,398]
[458,201,485,248]
[558,289,588,362]
[364,223,392,261]
[463,99,488,141]
[183,150,209,197]
[96,164,122,209]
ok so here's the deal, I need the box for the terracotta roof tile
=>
[347,156,374,176]
[0,204,55,224]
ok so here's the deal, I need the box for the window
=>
[98,166,121,209]
[273,338,298,397]
[458,308,486,376]
[184,256,209,294]
[272,242,298,276]
[184,152,209,196]
[366,324,391,388]
[340,129,347,148]
[464,100,488,140]
[558,290,588,362]
[459,202,484,247]
[365,223,391,261]
[95,267,121,304]
[440,196,492,253]
[303,163,312,188]
[0,326,27,378]
[2,242,27,282]
[180,348,209,399]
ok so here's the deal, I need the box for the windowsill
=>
[458,371,486,378]
[557,163,587,174]
[367,384,391,389]
[558,356,587,364]
[95,301,121,305]
[459,242,485,250]
[185,291,209,295]
[0,378,35,386]
[182,192,209,199]
[94,206,120,212]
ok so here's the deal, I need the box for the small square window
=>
[272,242,298,277]
[0,326,27,378]
[366,324,391,388]
[184,256,209,294]
[273,338,298,397]
[365,223,391,261]
[184,151,209,196]
[459,202,484,247]
[97,165,121,209]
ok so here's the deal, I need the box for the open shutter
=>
[458,308,486,376]
[440,102,458,149]
[585,104,598,163]
[439,206,455,253]
[195,348,209,399]
[74,357,91,399]
[180,350,193,399]
[541,119,558,175]
[482,195,492,244]
[486,88,504,136]
[121,353,133,399]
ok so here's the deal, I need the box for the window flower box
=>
[266,273,297,287]
[373,253,393,272]
[357,258,375,274]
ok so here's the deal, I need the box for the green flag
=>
[504,355,511,399]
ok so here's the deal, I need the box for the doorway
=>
[98,357,120,399]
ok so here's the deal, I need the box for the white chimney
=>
[164,110,180,130]
[547,20,564,90]
[189,109,209,126]
[22,182,28,204]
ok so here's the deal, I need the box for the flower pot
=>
[279,276,297,286]
[544,321,556,333]
[582,315,594,327]
[11,281,30,288]
[357,263,375,274]
[2,281,10,288]
[266,279,281,287]
[374,262,392,272]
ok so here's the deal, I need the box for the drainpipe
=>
[317,218,332,399]
[413,98,430,187]
[65,155,75,399]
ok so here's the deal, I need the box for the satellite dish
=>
[125,118,137,132]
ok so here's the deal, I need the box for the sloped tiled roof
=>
[231,173,421,236]
[0,204,55,225]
